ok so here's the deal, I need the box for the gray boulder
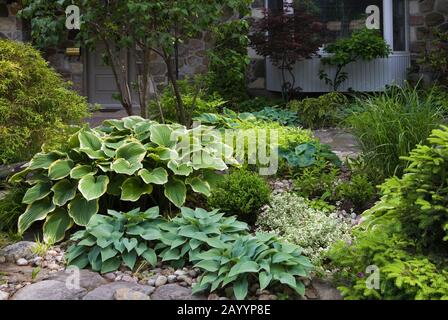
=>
[12,280,87,300]
[151,284,205,300]
[83,282,155,300]
[0,241,36,263]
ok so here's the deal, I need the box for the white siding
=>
[266,53,411,92]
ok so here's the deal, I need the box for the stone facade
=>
[408,0,448,83]
[0,1,23,41]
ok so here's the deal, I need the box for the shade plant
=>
[11,116,237,243]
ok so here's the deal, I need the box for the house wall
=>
[408,0,448,83]
[0,1,23,41]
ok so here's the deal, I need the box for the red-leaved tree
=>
[250,3,324,101]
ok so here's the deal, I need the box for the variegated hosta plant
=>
[10,116,238,243]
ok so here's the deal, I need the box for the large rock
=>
[311,279,343,300]
[47,269,108,291]
[151,284,205,300]
[114,288,150,300]
[12,280,87,300]
[0,241,36,263]
[83,282,155,300]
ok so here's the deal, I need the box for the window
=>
[312,0,383,41]
[393,0,407,51]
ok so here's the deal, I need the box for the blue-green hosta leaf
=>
[122,250,138,270]
[142,248,157,266]
[141,228,162,241]
[70,165,98,180]
[100,257,121,274]
[111,158,143,175]
[22,182,52,204]
[101,246,118,262]
[48,159,74,180]
[167,161,193,176]
[79,130,102,151]
[121,177,153,202]
[122,238,138,252]
[259,271,273,290]
[51,179,77,206]
[88,246,102,272]
[135,242,148,256]
[18,197,56,234]
[68,195,99,226]
[43,208,73,244]
[161,248,181,262]
[233,277,249,300]
[28,152,64,170]
[150,124,177,148]
[296,255,313,269]
[116,141,147,163]
[228,261,259,278]
[138,168,168,185]
[66,245,87,264]
[194,260,220,272]
[186,177,211,196]
[68,254,89,270]
[78,174,109,201]
[164,178,187,208]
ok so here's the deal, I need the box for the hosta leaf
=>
[69,254,89,270]
[259,271,272,290]
[88,246,102,272]
[186,177,211,196]
[278,273,297,289]
[122,238,138,252]
[141,228,162,241]
[111,158,143,175]
[164,178,187,208]
[51,179,77,206]
[107,175,126,196]
[233,277,249,300]
[22,182,52,204]
[194,260,220,272]
[79,130,102,151]
[228,261,259,277]
[122,250,137,270]
[78,174,109,201]
[43,208,73,243]
[116,141,146,163]
[121,177,153,202]
[18,197,55,234]
[101,257,121,274]
[48,159,74,180]
[68,195,99,226]
[150,124,176,148]
[29,152,63,170]
[70,165,98,180]
[161,248,181,262]
[167,161,193,176]
[66,245,86,263]
[142,248,157,266]
[138,168,168,185]
[135,242,148,256]
[101,246,118,262]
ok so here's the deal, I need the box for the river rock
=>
[83,282,155,300]
[0,242,36,263]
[12,280,87,300]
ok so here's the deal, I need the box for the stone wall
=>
[409,0,448,83]
[0,1,23,41]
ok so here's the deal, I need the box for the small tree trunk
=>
[164,55,187,125]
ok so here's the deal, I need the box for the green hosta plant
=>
[156,207,249,269]
[66,207,163,273]
[192,233,313,300]
[11,116,237,242]
[280,142,341,168]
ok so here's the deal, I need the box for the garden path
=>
[313,128,361,160]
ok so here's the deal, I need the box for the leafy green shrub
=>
[208,170,271,225]
[293,162,340,200]
[192,233,313,300]
[346,84,445,182]
[11,116,237,243]
[236,97,284,113]
[289,92,348,129]
[319,28,391,91]
[335,174,376,213]
[329,126,448,299]
[257,193,352,265]
[207,19,250,103]
[0,183,27,232]
[418,29,448,87]
[0,39,89,164]
[149,77,226,123]
[66,207,163,273]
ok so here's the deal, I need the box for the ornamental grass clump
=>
[11,117,238,243]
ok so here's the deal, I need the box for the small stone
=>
[32,257,43,266]
[219,297,229,301]
[115,275,123,282]
[147,279,156,286]
[121,275,135,283]
[258,294,271,300]
[177,275,192,286]
[104,273,116,281]
[305,288,318,300]
[114,288,150,300]
[155,275,167,287]
[16,258,28,266]
[47,250,58,256]
[268,295,278,300]
[47,262,60,270]
[167,275,177,283]
[0,256,5,264]
[174,270,186,276]
[0,291,10,300]
[188,270,198,278]
[303,279,311,287]
[179,281,188,287]
[208,293,220,300]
